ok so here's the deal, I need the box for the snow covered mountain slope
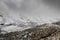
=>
[0,0,60,34]
[0,15,39,34]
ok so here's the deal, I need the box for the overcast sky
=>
[0,0,60,23]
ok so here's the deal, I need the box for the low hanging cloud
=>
[0,0,60,24]
[0,0,60,33]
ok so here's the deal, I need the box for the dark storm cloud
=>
[42,0,60,10]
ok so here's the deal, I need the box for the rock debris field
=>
[0,22,60,40]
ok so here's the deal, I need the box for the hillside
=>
[0,22,60,40]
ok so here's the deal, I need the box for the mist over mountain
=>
[0,0,60,34]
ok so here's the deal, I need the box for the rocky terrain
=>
[0,22,60,40]
[0,0,60,40]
